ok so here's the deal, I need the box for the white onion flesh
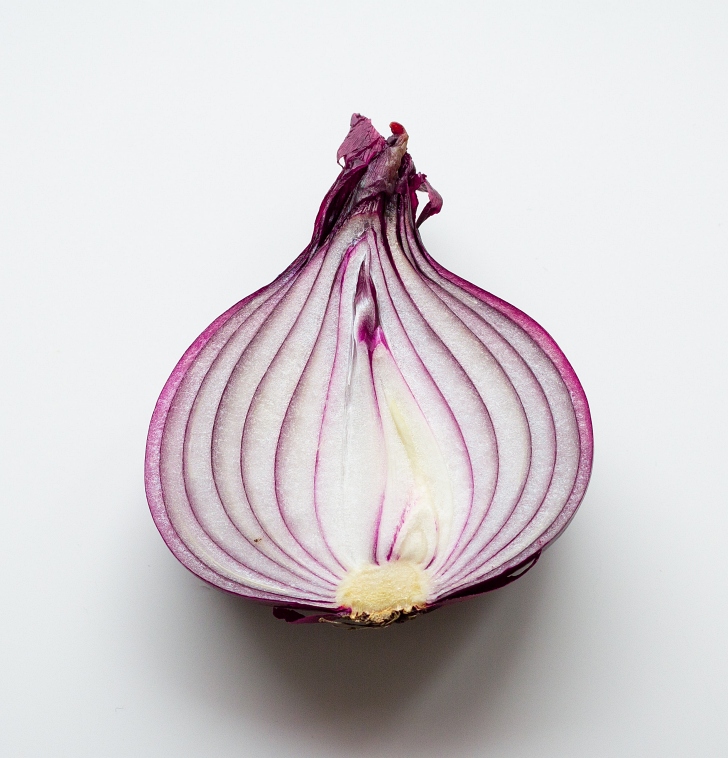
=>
[145,116,593,625]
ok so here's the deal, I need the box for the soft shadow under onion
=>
[210,562,548,749]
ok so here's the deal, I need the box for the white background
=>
[1,2,727,756]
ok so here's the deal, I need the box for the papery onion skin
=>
[145,114,593,627]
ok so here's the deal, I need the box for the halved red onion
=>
[145,115,593,626]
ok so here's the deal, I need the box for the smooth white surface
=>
[1,3,726,756]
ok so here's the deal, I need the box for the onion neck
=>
[308,121,418,252]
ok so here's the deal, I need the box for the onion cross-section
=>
[145,115,593,626]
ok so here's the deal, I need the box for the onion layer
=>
[145,115,593,626]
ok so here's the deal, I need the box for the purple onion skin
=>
[145,115,593,626]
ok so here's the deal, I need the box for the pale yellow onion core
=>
[336,561,430,622]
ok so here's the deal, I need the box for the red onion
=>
[145,115,593,626]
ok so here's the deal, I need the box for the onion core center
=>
[335,561,429,623]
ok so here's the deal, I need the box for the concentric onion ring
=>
[145,115,593,625]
